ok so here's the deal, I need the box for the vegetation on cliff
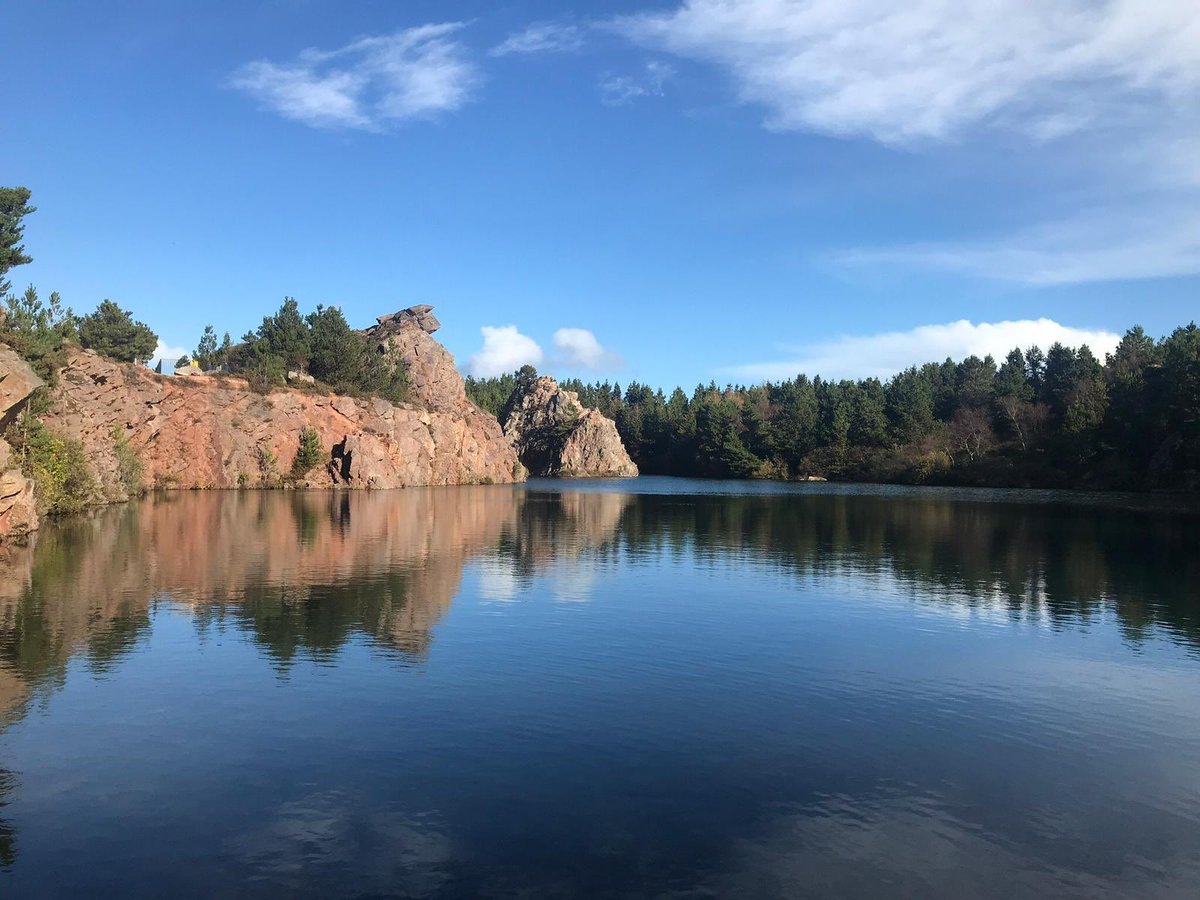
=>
[5,416,97,516]
[0,287,77,396]
[111,425,145,497]
[468,325,1200,491]
[193,325,233,371]
[219,298,410,402]
[77,300,158,364]
[290,426,323,479]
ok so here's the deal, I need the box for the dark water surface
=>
[1,478,1199,898]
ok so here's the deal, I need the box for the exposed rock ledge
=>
[0,346,42,542]
[502,376,638,478]
[41,342,521,499]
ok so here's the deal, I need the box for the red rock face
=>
[558,408,641,478]
[41,344,524,497]
[0,463,37,543]
[0,345,45,432]
[0,345,43,542]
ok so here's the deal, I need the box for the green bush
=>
[246,356,287,394]
[111,425,144,496]
[911,449,953,483]
[256,443,280,488]
[290,426,324,479]
[8,416,97,515]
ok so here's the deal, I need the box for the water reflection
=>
[616,489,1200,645]
[2,489,495,694]
[0,482,1198,895]
[2,485,1198,726]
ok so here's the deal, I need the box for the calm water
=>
[1,478,1199,898]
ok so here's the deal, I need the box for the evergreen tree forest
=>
[467,325,1200,491]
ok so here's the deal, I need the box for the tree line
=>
[467,326,1200,491]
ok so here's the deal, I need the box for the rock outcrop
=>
[502,376,638,478]
[362,304,466,412]
[0,345,42,542]
[36,306,523,500]
[0,345,43,433]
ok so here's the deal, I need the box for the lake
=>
[1,478,1199,898]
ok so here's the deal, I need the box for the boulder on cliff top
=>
[374,305,441,335]
[502,375,638,478]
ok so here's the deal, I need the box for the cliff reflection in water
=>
[0,488,631,724]
[2,484,1197,730]
[1,483,1199,886]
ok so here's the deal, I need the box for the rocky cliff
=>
[502,375,638,478]
[0,346,42,542]
[38,310,521,500]
[0,307,524,543]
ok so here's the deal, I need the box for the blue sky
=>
[6,0,1198,386]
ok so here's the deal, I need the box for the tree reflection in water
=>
[0,484,1197,874]
[2,486,1199,724]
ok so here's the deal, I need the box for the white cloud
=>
[230,23,480,130]
[600,60,675,106]
[477,555,521,602]
[467,325,543,378]
[150,340,189,368]
[722,319,1121,382]
[552,327,610,369]
[612,2,1200,282]
[614,0,1200,145]
[490,22,584,57]
[551,558,599,604]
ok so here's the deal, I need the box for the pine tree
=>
[0,186,36,295]
[78,300,158,364]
